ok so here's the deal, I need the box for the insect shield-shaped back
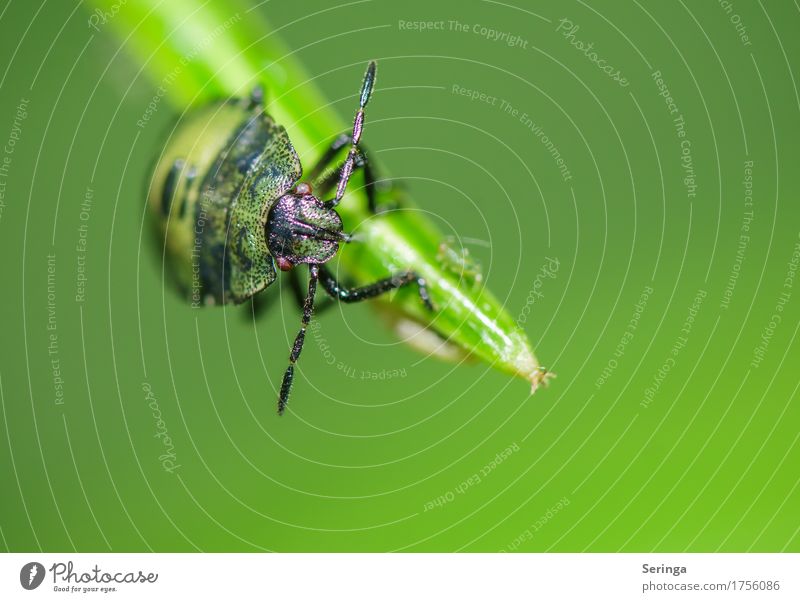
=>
[148,97,302,305]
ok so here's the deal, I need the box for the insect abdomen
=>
[147,101,260,304]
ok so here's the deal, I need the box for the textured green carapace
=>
[148,96,302,305]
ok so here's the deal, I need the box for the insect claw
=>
[415,275,435,312]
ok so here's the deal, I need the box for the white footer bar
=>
[1,553,797,600]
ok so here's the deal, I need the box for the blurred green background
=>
[1,0,799,552]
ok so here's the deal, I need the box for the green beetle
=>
[149,61,433,414]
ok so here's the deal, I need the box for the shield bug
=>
[148,61,433,414]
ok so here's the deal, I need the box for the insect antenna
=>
[277,265,320,415]
[324,60,377,210]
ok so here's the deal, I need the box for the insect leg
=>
[277,265,319,415]
[247,270,333,322]
[306,132,351,184]
[160,158,185,216]
[177,164,197,218]
[358,150,380,215]
[324,61,376,210]
[289,268,333,314]
[317,264,433,311]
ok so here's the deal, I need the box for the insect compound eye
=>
[276,257,294,271]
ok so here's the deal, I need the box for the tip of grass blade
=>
[504,331,554,394]
[531,370,556,394]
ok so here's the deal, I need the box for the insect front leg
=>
[317,264,433,311]
[277,266,319,415]
[247,269,334,322]
[289,268,333,314]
